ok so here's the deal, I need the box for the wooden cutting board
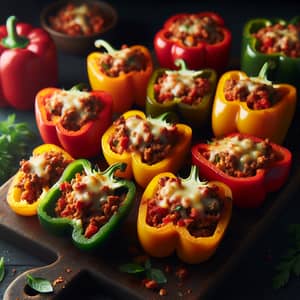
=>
[1,154,300,300]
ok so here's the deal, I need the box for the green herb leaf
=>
[273,224,300,289]
[0,114,34,184]
[147,268,167,284]
[273,269,290,289]
[26,274,53,293]
[119,263,145,274]
[0,257,5,283]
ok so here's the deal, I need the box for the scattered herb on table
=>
[26,274,53,293]
[0,114,34,184]
[273,224,300,289]
[120,258,167,284]
[0,257,5,283]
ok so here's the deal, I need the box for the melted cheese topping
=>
[157,179,209,210]
[208,136,266,167]
[72,172,121,204]
[160,71,196,97]
[47,90,90,117]
[27,153,49,179]
[125,115,174,147]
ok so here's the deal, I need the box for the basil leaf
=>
[26,274,53,293]
[148,268,167,284]
[119,263,145,274]
[0,257,5,283]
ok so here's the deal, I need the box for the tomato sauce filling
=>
[108,114,179,165]
[202,136,280,177]
[98,45,148,77]
[44,90,102,131]
[146,176,225,237]
[253,23,300,57]
[154,71,211,105]
[15,151,72,204]
[165,15,224,47]
[223,78,281,110]
[49,3,104,36]
[55,171,126,238]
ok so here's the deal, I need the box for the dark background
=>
[1,0,300,299]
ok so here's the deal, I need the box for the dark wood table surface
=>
[1,0,300,299]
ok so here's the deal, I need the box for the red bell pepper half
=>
[35,85,113,158]
[154,12,232,72]
[191,133,292,208]
[0,16,58,110]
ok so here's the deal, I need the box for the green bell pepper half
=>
[241,16,300,88]
[37,159,136,251]
[145,59,217,129]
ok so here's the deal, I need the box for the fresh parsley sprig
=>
[0,114,34,184]
[273,224,300,289]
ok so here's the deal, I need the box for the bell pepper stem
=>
[1,16,29,49]
[168,58,205,77]
[258,60,276,80]
[175,59,188,71]
[104,162,127,178]
[154,111,179,123]
[94,39,116,54]
[70,83,89,91]
[183,165,207,186]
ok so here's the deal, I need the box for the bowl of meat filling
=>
[40,0,118,55]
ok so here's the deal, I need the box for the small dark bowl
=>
[40,0,118,56]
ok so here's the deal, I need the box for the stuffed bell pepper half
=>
[101,110,192,188]
[212,62,297,144]
[191,133,292,208]
[7,144,73,216]
[37,160,136,250]
[154,12,232,72]
[87,40,153,113]
[35,84,113,158]
[137,165,232,264]
[146,59,217,129]
[241,16,300,87]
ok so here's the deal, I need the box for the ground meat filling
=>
[108,115,179,165]
[154,71,211,105]
[49,3,104,36]
[253,23,300,57]
[55,172,125,238]
[165,15,224,47]
[224,78,280,110]
[202,136,280,177]
[44,90,102,131]
[98,46,148,77]
[15,151,72,204]
[146,176,224,237]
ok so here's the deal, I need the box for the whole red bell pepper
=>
[35,84,113,158]
[0,16,58,110]
[154,12,232,72]
[191,133,292,208]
